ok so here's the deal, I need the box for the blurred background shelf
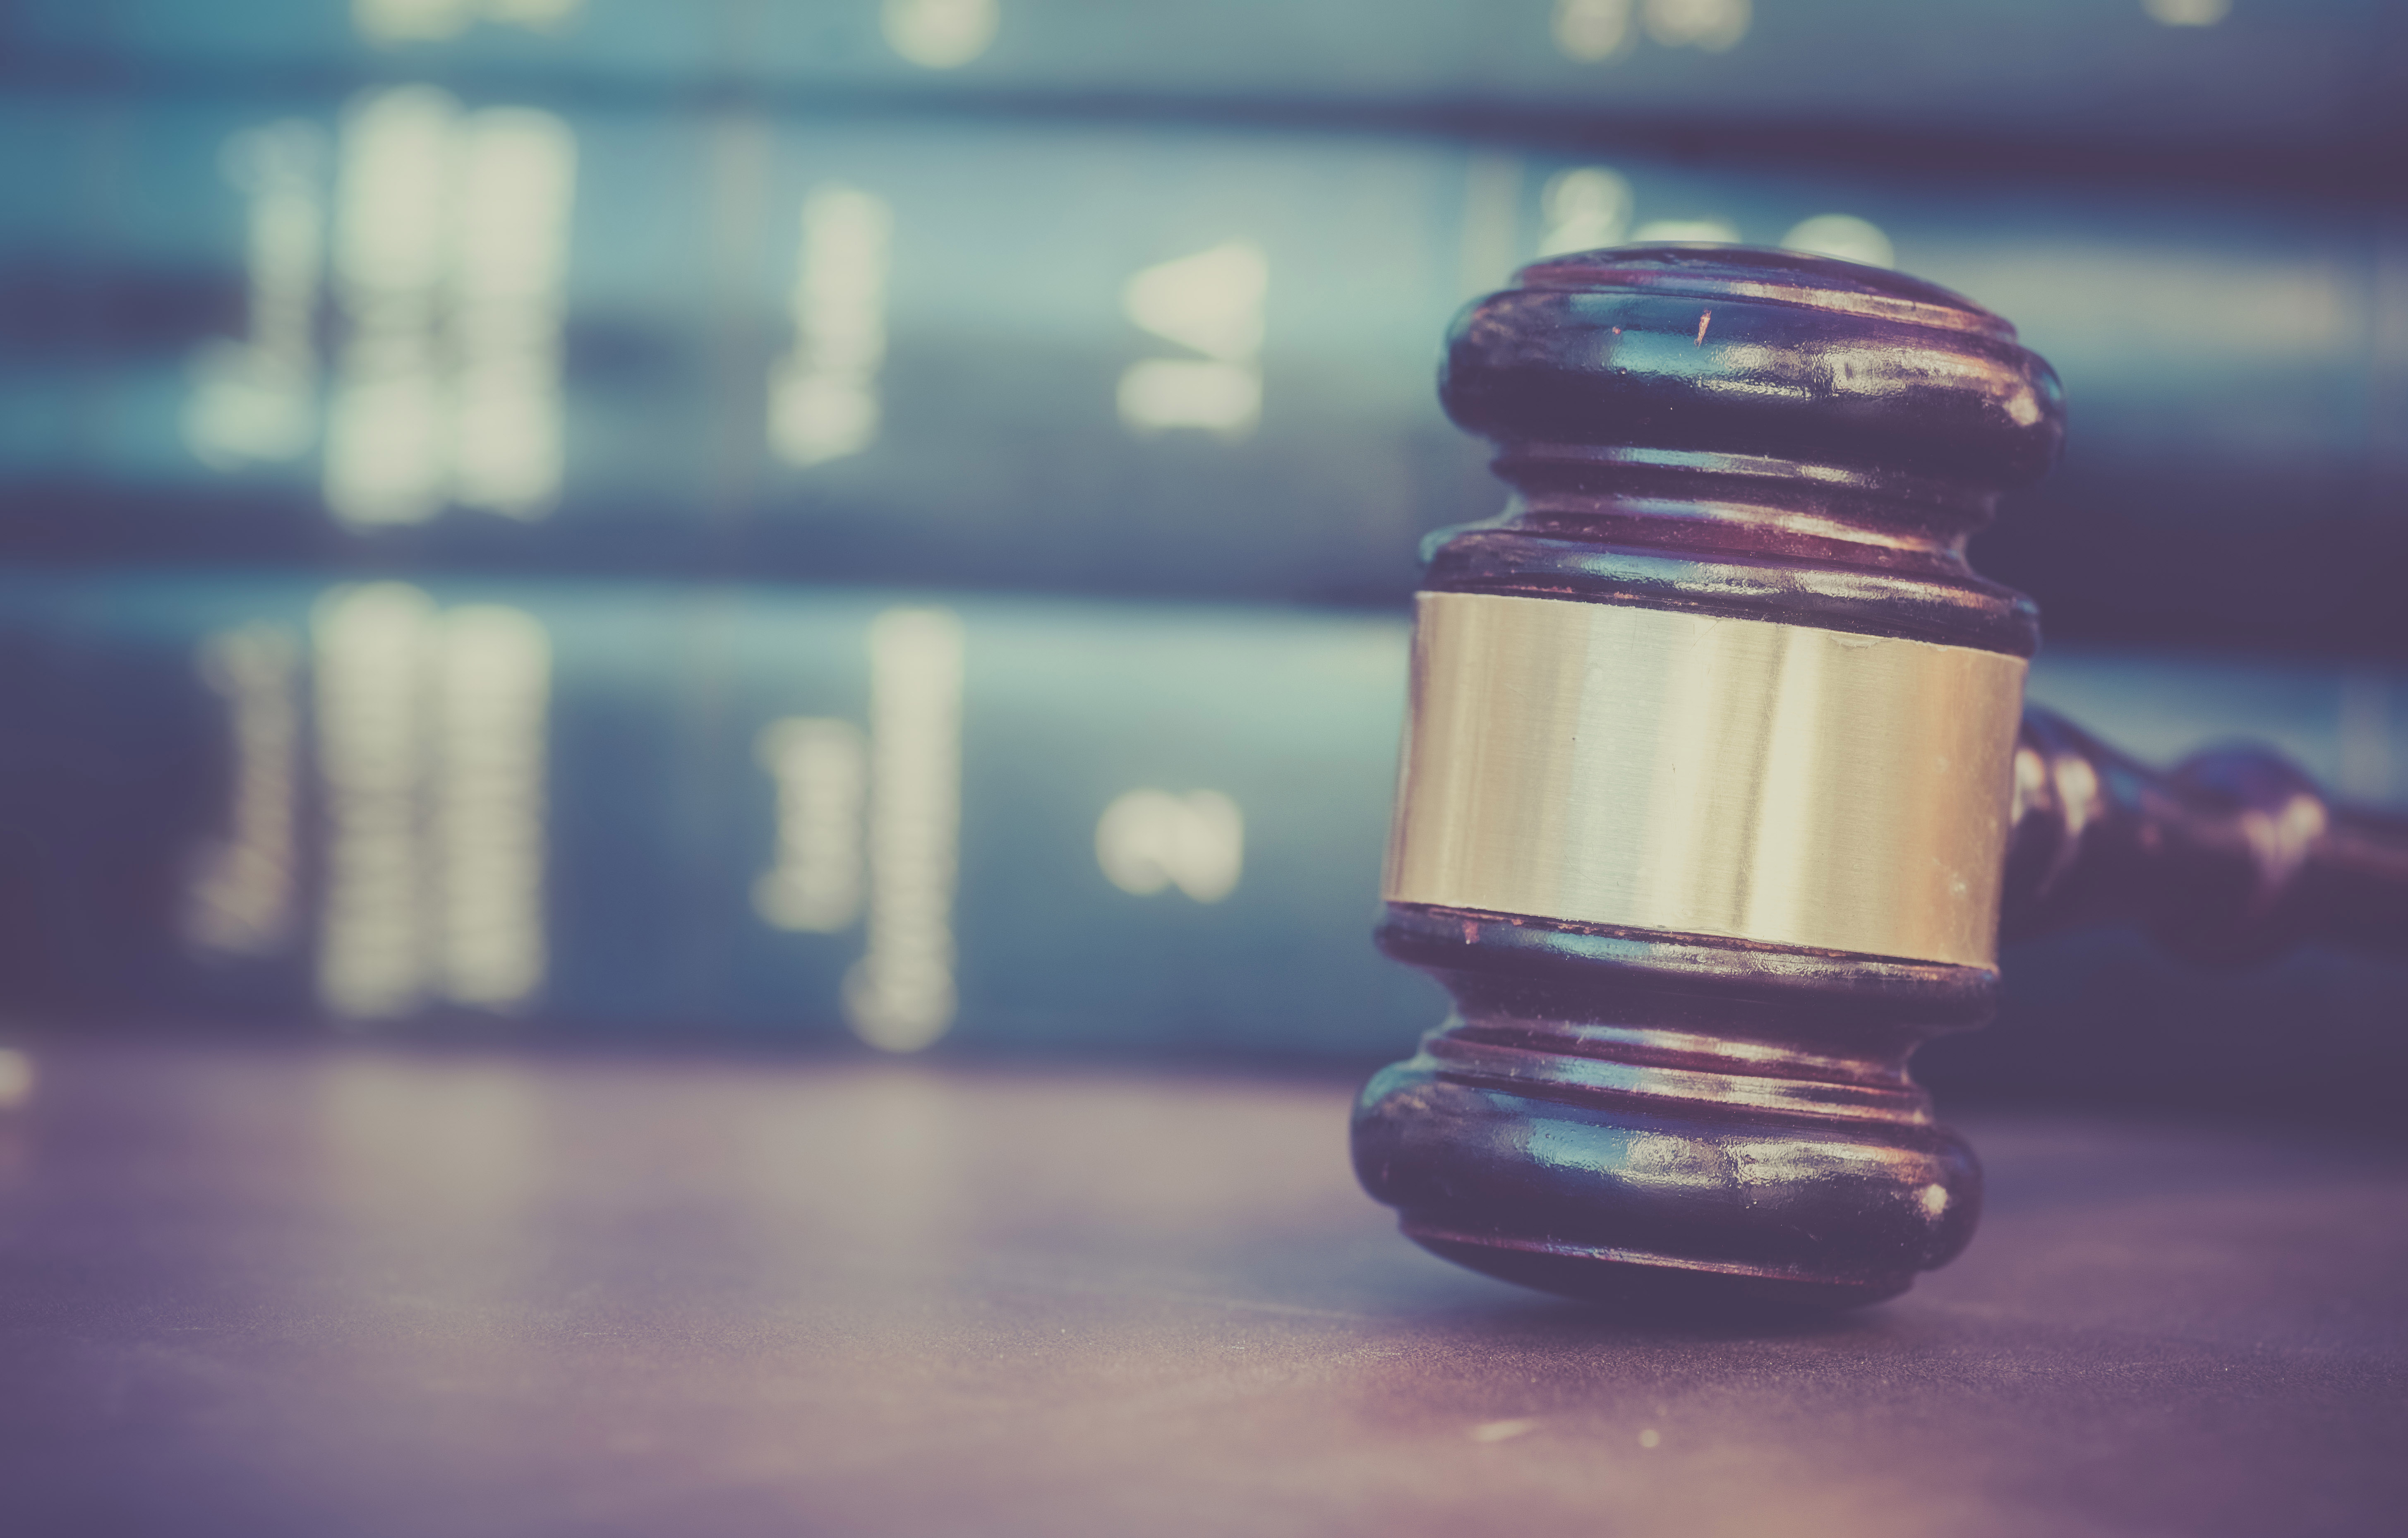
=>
[1,0,2403,1115]
[1,568,2401,1118]
[10,0,2402,172]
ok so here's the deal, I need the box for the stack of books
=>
[1,1,2399,1106]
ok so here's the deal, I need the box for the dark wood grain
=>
[2007,707,2408,962]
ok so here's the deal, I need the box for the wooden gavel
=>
[1353,246,2408,1310]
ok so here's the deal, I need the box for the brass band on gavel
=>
[1385,591,2024,970]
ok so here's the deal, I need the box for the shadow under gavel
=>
[1353,245,2408,1311]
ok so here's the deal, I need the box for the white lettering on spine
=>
[313,583,550,1021]
[768,185,893,468]
[187,625,303,955]
[882,0,998,68]
[325,87,576,527]
[185,122,326,468]
[1118,241,1266,437]
[754,717,870,932]
[1096,790,1242,903]
[845,609,965,1052]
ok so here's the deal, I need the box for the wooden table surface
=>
[1,1038,2401,1537]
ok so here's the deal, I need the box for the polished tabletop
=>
[0,1037,2401,1537]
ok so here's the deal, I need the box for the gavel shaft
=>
[2007,708,2408,961]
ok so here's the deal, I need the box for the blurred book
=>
[1,569,2401,1116]
[7,2,2401,1129]
[5,0,2396,168]
[4,93,2402,651]
[0,569,1437,1053]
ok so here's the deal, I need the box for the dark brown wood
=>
[1355,245,2408,1313]
[1426,244,2055,656]
[2007,708,2408,962]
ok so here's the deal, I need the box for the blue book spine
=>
[5,96,2402,653]
[0,570,1444,1053]
[0,570,2402,1087]
[5,0,2396,164]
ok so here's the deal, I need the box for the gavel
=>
[1353,246,2408,1310]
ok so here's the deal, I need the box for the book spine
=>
[5,97,2403,653]
[1,571,2401,1057]
[0,571,1439,1052]
[5,0,2396,165]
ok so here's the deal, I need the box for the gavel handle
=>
[2003,708,2408,961]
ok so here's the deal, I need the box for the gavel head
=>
[1353,245,2065,1309]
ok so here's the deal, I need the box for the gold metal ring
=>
[1383,592,2024,968]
